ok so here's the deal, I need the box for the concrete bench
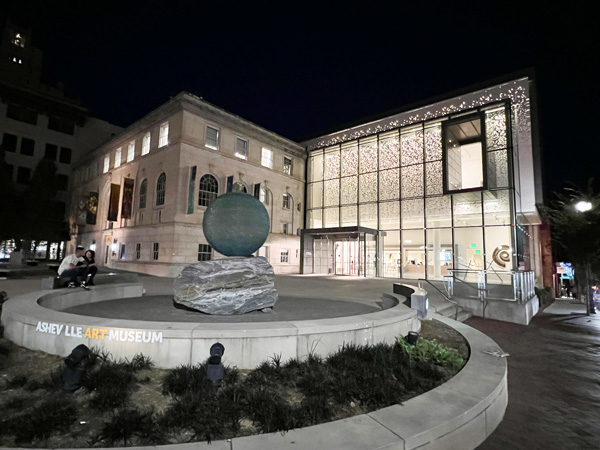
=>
[41,272,139,290]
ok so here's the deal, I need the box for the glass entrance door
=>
[334,237,360,276]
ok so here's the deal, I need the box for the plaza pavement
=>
[2,267,600,449]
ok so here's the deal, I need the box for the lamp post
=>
[574,200,596,315]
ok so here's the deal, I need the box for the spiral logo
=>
[492,245,511,268]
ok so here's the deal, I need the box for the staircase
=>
[434,301,473,322]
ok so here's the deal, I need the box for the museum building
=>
[69,92,305,276]
[300,74,547,287]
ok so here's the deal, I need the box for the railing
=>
[417,279,460,320]
[445,269,536,304]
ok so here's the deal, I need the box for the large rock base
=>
[173,256,278,315]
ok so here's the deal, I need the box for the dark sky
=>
[2,1,598,198]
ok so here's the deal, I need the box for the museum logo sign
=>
[35,321,163,343]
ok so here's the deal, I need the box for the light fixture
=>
[575,201,592,212]
[206,342,225,387]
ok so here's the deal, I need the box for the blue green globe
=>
[202,192,270,257]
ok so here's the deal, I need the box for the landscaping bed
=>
[0,319,468,448]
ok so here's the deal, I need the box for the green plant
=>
[397,336,464,372]
[96,406,163,446]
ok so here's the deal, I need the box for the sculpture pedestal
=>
[173,256,278,315]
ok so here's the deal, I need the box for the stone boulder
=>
[173,256,278,315]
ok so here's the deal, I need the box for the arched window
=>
[139,179,147,209]
[232,182,247,193]
[260,187,271,205]
[156,173,166,206]
[198,174,218,207]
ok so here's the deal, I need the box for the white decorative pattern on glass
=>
[401,199,425,229]
[485,108,507,150]
[340,176,358,205]
[401,128,424,166]
[324,179,340,207]
[379,168,400,201]
[425,161,443,196]
[309,209,323,228]
[359,203,378,229]
[425,123,442,161]
[341,143,358,176]
[359,139,378,173]
[341,205,358,226]
[487,150,509,188]
[379,201,400,230]
[310,182,323,208]
[324,148,340,180]
[426,196,452,228]
[401,164,424,199]
[359,172,378,203]
[311,152,324,182]
[484,189,511,226]
[453,192,483,226]
[379,133,400,169]
[324,207,339,228]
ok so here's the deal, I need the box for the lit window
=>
[120,244,126,260]
[261,148,273,168]
[142,132,151,155]
[206,126,219,150]
[282,193,291,210]
[127,141,135,162]
[260,187,270,205]
[13,33,25,47]
[235,138,248,160]
[444,114,485,193]
[114,148,122,168]
[136,243,141,259]
[156,173,166,205]
[198,174,218,207]
[139,179,147,209]
[153,243,159,260]
[280,249,289,263]
[103,155,110,173]
[283,223,289,234]
[283,156,293,175]
[159,122,169,147]
[198,244,212,261]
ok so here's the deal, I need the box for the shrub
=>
[96,406,162,446]
[397,336,464,372]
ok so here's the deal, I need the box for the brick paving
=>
[471,299,600,450]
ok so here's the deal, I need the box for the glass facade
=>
[306,103,516,281]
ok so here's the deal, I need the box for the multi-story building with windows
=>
[70,92,305,276]
[301,74,547,289]
[0,22,122,260]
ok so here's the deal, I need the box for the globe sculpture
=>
[202,192,270,256]
[173,192,278,315]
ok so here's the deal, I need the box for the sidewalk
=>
[472,298,600,449]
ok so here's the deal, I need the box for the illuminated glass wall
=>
[306,104,514,281]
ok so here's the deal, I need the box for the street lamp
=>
[573,200,596,314]
[574,200,592,212]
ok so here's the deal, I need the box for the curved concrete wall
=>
[1,283,419,370]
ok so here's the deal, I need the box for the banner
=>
[108,184,120,222]
[187,166,197,214]
[86,192,98,225]
[121,178,134,219]
[76,196,88,225]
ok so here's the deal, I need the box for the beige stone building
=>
[70,93,305,276]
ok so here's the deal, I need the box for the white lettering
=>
[128,331,135,342]
[109,330,119,341]
[76,327,83,337]
[152,331,163,343]
[36,322,44,332]
[56,324,64,335]
[135,331,142,342]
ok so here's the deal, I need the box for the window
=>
[206,125,219,150]
[44,143,58,160]
[159,122,169,147]
[198,174,218,207]
[103,155,110,173]
[232,182,247,193]
[282,193,291,209]
[120,244,126,260]
[59,147,72,164]
[153,243,159,260]
[280,249,289,263]
[114,148,122,168]
[135,243,141,259]
[444,114,485,193]
[48,116,75,135]
[283,223,289,234]
[156,173,166,205]
[261,148,273,168]
[142,132,151,155]
[12,33,25,48]
[260,187,270,205]
[7,103,37,124]
[198,244,212,261]
[139,179,147,209]
[3,133,17,152]
[20,138,34,156]
[127,141,135,162]
[283,156,293,175]
[5,164,14,181]
[57,174,69,191]
[235,138,248,160]
[16,167,31,184]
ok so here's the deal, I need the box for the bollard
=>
[411,287,429,319]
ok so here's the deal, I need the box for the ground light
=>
[61,344,90,392]
[206,342,225,387]
[406,331,419,345]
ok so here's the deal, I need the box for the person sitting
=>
[57,245,86,288]
[77,249,98,286]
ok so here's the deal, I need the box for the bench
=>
[41,272,140,290]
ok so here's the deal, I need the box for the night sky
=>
[2,1,598,198]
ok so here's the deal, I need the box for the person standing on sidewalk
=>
[57,245,86,288]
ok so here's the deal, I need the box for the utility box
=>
[411,287,429,319]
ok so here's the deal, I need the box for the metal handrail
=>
[418,278,460,320]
